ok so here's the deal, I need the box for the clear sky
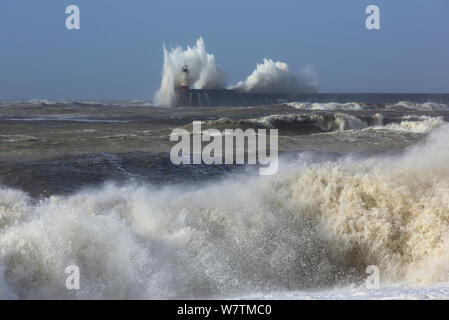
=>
[0,0,448,100]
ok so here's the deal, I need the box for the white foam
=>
[241,285,449,300]
[244,113,368,132]
[2,125,449,298]
[287,102,364,111]
[229,60,318,94]
[387,101,449,111]
[373,116,445,134]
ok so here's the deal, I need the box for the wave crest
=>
[2,125,449,298]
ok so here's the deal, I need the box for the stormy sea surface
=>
[1,94,449,299]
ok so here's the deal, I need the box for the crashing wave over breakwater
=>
[154,37,318,106]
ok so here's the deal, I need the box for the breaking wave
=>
[287,102,365,111]
[287,101,449,112]
[2,122,449,298]
[373,116,445,134]
[239,113,443,134]
[153,37,318,106]
[154,38,226,106]
[242,113,369,132]
[387,101,449,111]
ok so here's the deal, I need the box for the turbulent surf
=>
[0,94,449,299]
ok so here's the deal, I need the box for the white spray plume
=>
[154,37,319,106]
[229,59,318,94]
[154,37,226,106]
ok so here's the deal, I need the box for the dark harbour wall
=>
[174,89,296,107]
[174,89,449,107]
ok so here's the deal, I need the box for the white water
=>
[2,124,449,299]
[373,116,445,134]
[154,37,318,106]
[244,285,449,300]
[287,102,364,111]
[229,59,318,94]
[388,101,449,111]
[153,38,226,106]
[244,113,368,132]
[287,101,449,112]
[243,112,443,133]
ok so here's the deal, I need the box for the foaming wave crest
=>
[287,102,364,111]
[242,112,444,134]
[0,181,356,299]
[154,37,226,106]
[2,125,449,298]
[374,115,445,134]
[388,101,449,111]
[287,101,449,112]
[243,113,368,132]
[288,124,449,286]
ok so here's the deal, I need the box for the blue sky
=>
[0,0,448,99]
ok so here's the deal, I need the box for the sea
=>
[1,93,449,299]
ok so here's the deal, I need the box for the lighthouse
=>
[174,64,192,106]
[179,64,190,90]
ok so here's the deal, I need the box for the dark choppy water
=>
[1,94,448,197]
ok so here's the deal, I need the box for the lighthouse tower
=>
[179,64,190,90]
[174,64,192,106]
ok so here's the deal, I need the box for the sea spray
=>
[154,38,226,106]
[154,37,318,106]
[229,59,318,94]
[1,125,449,298]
